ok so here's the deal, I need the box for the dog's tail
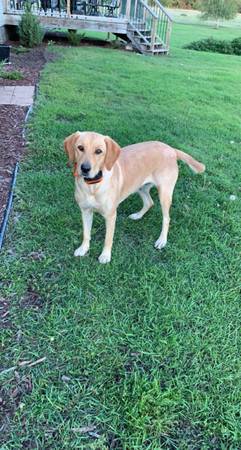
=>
[175,149,205,174]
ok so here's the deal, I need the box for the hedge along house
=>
[2,0,172,55]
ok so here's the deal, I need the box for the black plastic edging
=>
[0,84,38,250]
[0,162,19,250]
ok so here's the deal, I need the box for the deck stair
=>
[127,0,172,55]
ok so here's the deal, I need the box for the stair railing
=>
[148,0,172,50]
[129,0,172,52]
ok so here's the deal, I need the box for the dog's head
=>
[64,131,121,179]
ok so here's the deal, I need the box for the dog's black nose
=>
[81,163,91,174]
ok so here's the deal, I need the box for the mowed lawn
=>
[1,22,241,449]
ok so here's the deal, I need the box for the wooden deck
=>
[4,12,128,34]
[3,0,172,55]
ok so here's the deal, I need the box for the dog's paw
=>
[98,250,111,264]
[129,212,142,220]
[74,244,89,257]
[154,237,167,250]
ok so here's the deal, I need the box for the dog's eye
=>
[78,145,84,152]
[95,149,102,155]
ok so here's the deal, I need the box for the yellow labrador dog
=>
[64,131,205,264]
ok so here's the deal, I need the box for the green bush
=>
[67,30,85,46]
[231,37,241,54]
[0,69,24,80]
[12,45,30,54]
[0,61,24,79]
[185,37,235,55]
[18,1,44,48]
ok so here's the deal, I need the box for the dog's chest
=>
[75,185,103,211]
[83,194,100,209]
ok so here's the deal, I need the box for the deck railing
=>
[129,0,172,51]
[4,0,123,19]
[148,0,172,49]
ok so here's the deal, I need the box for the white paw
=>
[74,244,89,257]
[154,237,167,250]
[129,212,142,220]
[98,250,111,264]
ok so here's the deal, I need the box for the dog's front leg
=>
[74,208,93,257]
[98,211,117,264]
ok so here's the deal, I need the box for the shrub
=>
[18,1,44,48]
[0,62,24,80]
[67,30,85,46]
[0,70,24,80]
[12,45,30,54]
[185,37,234,54]
[231,37,241,55]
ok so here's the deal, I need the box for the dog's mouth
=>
[83,170,103,185]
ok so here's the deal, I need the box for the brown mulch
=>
[0,45,47,86]
[0,105,27,223]
[0,44,50,229]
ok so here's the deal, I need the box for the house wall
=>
[0,0,8,43]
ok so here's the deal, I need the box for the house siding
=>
[0,1,7,43]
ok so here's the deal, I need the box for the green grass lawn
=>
[1,22,241,449]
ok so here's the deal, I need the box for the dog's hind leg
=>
[154,171,178,250]
[129,183,154,220]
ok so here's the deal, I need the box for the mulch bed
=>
[0,44,49,229]
[0,105,27,223]
[0,45,47,86]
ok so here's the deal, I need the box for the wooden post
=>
[67,0,71,16]
[151,16,157,53]
[166,20,172,53]
[3,0,8,12]
[134,0,137,20]
[125,0,131,20]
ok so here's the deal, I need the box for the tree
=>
[18,1,44,47]
[201,0,239,27]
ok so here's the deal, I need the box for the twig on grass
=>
[71,425,97,434]
[0,356,46,377]
[28,357,46,367]
[18,360,32,367]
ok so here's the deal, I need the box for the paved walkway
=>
[0,86,35,106]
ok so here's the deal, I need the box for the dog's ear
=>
[104,136,121,171]
[64,132,80,162]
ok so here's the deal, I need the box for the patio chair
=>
[86,0,99,15]
[103,0,120,17]
[14,0,40,9]
[41,0,61,13]
[72,0,86,14]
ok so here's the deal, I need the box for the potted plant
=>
[0,45,11,63]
